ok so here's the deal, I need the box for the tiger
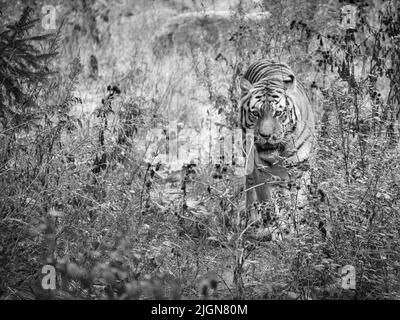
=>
[239,60,315,234]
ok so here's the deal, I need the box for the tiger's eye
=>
[275,110,283,117]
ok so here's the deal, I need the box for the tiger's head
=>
[240,72,298,161]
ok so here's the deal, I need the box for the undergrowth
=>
[1,0,400,300]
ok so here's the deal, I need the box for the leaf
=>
[155,253,163,265]
[24,34,53,42]
[313,264,325,271]
[206,236,219,243]
[162,240,181,249]
[48,208,64,217]
[287,291,299,300]
[67,263,86,279]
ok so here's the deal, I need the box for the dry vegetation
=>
[1,0,400,300]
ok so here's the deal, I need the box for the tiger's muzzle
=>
[254,135,285,165]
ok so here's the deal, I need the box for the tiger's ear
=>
[283,74,295,91]
[240,78,253,94]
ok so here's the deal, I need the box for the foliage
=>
[0,7,57,132]
[1,0,400,300]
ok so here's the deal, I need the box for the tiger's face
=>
[240,78,297,158]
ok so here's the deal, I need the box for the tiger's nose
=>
[260,133,279,142]
[259,133,271,139]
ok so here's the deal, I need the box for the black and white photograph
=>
[0,0,399,304]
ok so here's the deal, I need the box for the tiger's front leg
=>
[245,163,271,221]
[244,147,277,222]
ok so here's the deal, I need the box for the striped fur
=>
[239,60,315,211]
